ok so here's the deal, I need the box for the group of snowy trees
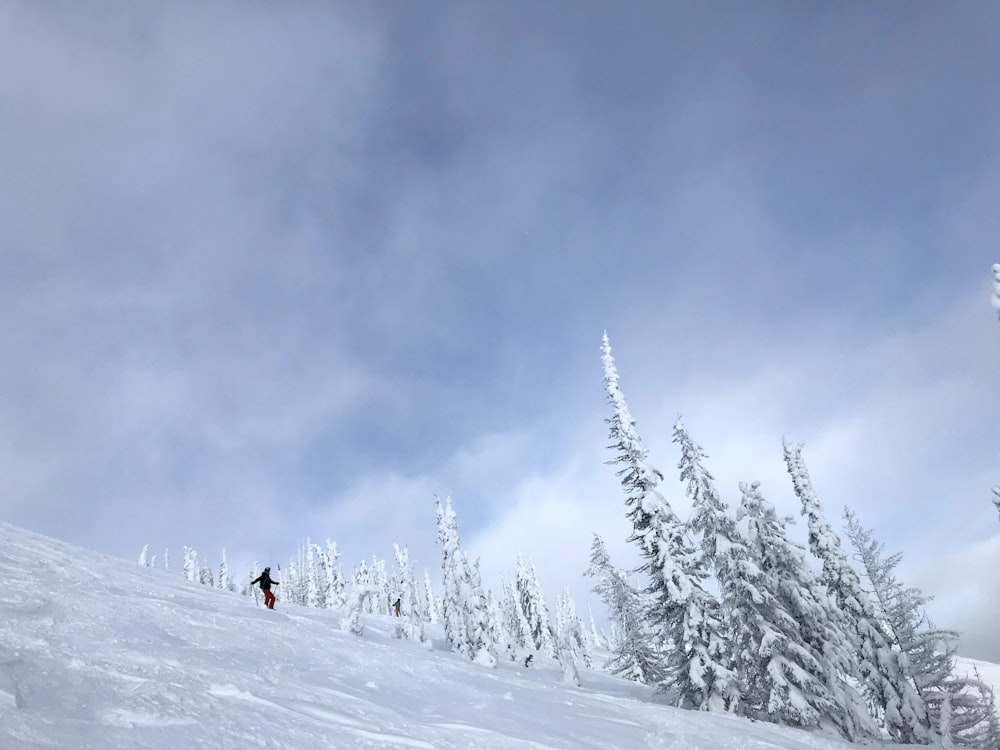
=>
[597,333,999,747]
[431,494,601,683]
[135,275,1000,746]
[138,539,441,623]
[138,507,602,684]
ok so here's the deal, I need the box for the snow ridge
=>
[0,521,922,750]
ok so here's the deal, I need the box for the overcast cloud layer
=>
[2,2,999,659]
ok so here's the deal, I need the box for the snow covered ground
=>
[0,522,993,750]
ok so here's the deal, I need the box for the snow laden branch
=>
[991,263,1000,319]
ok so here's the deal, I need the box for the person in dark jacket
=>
[251,567,280,609]
[393,597,401,617]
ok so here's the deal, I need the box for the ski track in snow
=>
[0,522,997,750]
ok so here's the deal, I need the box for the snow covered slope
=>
[0,522,986,750]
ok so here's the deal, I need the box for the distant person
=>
[251,567,280,609]
[393,597,401,617]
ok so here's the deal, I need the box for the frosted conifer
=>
[218,548,231,591]
[602,334,727,711]
[393,544,429,646]
[739,482,876,739]
[182,546,199,583]
[435,495,496,666]
[585,534,660,684]
[673,419,746,710]
[325,540,347,609]
[423,570,440,623]
[515,554,556,656]
[784,440,929,743]
[845,509,996,746]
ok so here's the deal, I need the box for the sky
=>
[1,2,999,658]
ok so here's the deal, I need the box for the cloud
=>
[911,533,1000,663]
[1,1,999,662]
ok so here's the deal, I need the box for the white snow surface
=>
[0,522,995,750]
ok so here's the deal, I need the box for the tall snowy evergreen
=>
[138,544,149,567]
[392,544,429,646]
[304,542,323,609]
[218,548,231,592]
[468,558,499,666]
[738,482,876,740]
[784,440,930,743]
[601,334,730,711]
[182,546,199,583]
[353,560,375,613]
[585,533,661,684]
[845,510,994,746]
[554,588,591,670]
[673,419,746,710]
[324,540,347,609]
[434,495,497,667]
[515,554,556,656]
[501,574,534,651]
[423,570,440,623]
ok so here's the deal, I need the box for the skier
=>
[393,597,401,617]
[251,567,280,609]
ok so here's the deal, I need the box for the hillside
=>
[0,522,986,750]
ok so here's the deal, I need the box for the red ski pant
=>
[264,589,275,609]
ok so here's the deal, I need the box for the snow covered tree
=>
[392,544,429,646]
[372,555,392,616]
[784,440,930,743]
[585,533,660,684]
[586,604,604,650]
[283,560,303,606]
[468,558,499,667]
[423,570,440,623]
[485,587,516,662]
[673,418,746,710]
[738,481,876,740]
[435,495,497,666]
[341,583,379,636]
[138,544,149,567]
[324,540,347,610]
[515,554,556,656]
[353,560,374,612]
[501,574,533,651]
[199,563,214,587]
[305,542,323,609]
[971,666,1000,750]
[164,548,169,573]
[554,588,591,669]
[992,487,1000,523]
[218,548,231,592]
[182,546,199,583]
[845,509,995,746]
[602,333,728,711]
